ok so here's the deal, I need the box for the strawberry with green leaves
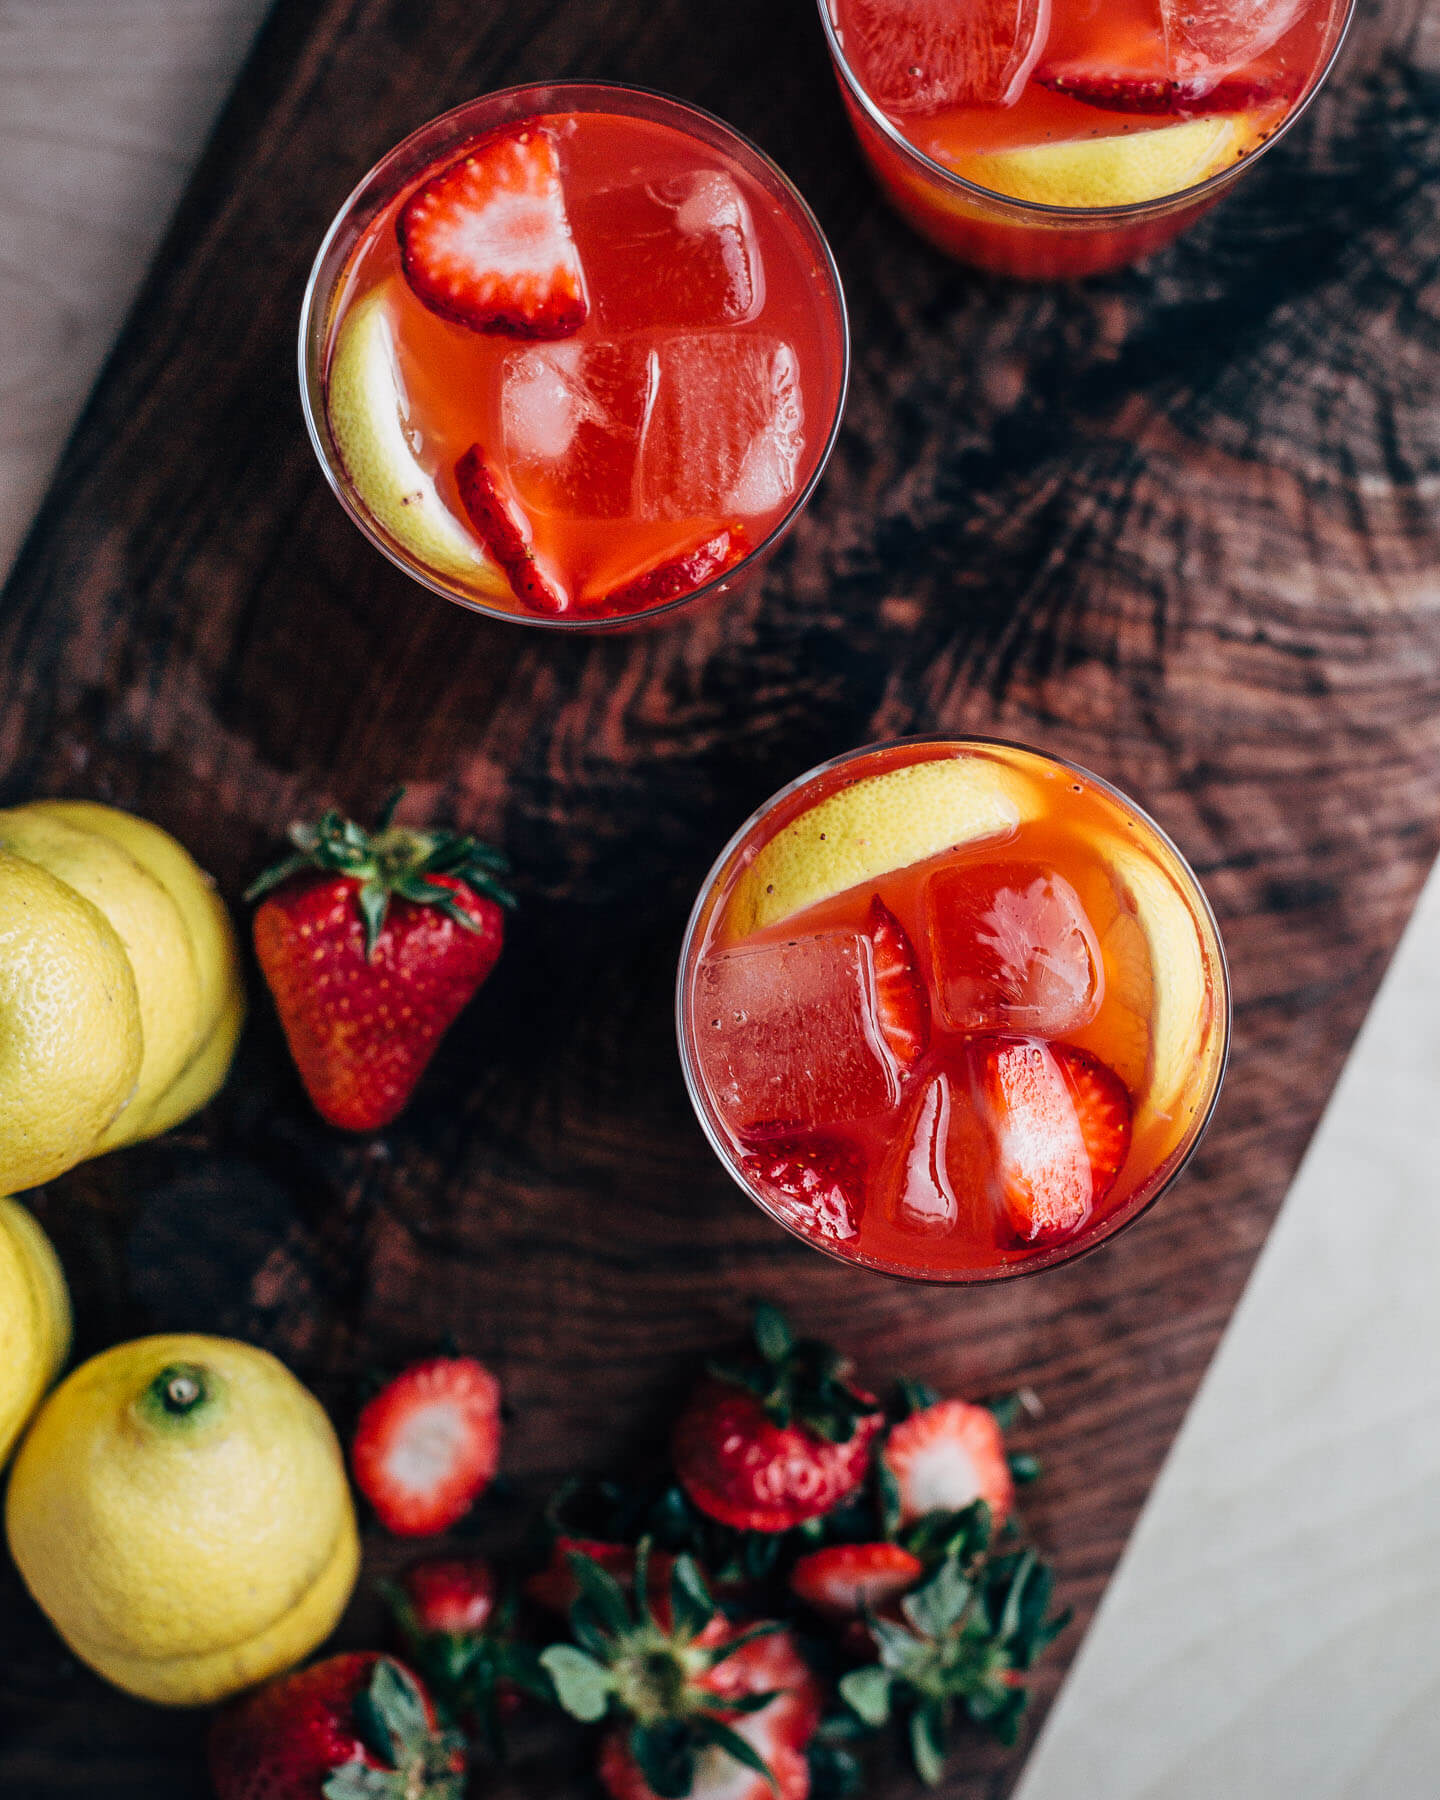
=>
[837,1550,1070,1782]
[248,793,514,1131]
[387,1557,552,1756]
[209,1654,465,1800]
[541,1542,821,1800]
[672,1305,883,1533]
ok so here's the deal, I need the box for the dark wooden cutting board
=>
[3,0,1439,1792]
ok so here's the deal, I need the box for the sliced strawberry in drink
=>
[844,0,1053,116]
[1038,51,1300,114]
[398,124,587,339]
[455,443,569,615]
[590,525,750,616]
[741,1132,866,1242]
[789,1542,925,1620]
[866,896,929,1066]
[978,1038,1132,1246]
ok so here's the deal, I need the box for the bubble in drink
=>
[695,932,899,1132]
[639,334,805,519]
[1159,0,1304,74]
[926,859,1102,1037]
[841,0,1052,115]
[502,339,657,517]
[576,171,763,330]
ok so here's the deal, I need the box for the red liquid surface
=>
[683,742,1227,1280]
[324,108,845,619]
[825,0,1345,275]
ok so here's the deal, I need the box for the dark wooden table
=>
[3,0,1439,1793]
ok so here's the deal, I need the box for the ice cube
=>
[1160,0,1304,74]
[842,0,1051,115]
[575,171,762,331]
[502,339,657,518]
[640,335,805,520]
[926,859,1102,1036]
[695,932,899,1133]
[882,1072,958,1236]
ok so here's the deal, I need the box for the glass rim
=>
[813,0,1357,223]
[674,733,1233,1285]
[297,79,851,632]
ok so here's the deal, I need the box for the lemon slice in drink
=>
[950,114,1264,209]
[327,283,507,594]
[728,755,1038,937]
[1103,835,1213,1119]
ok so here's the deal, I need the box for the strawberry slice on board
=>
[398,124,588,339]
[351,1355,502,1537]
[789,1542,926,1621]
[881,1398,1014,1529]
[587,524,750,617]
[978,1038,1133,1246]
[866,895,930,1067]
[455,443,570,615]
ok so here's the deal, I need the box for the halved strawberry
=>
[789,1542,925,1621]
[351,1355,502,1537]
[703,1623,824,1747]
[1038,57,1300,114]
[978,1038,1132,1245]
[867,896,929,1066]
[455,444,569,615]
[740,1133,866,1243]
[398,124,587,339]
[590,525,750,617]
[882,1398,1014,1529]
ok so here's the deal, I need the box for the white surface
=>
[4,4,1440,1794]
[1016,864,1440,1800]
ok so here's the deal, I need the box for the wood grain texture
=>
[2,0,1439,1794]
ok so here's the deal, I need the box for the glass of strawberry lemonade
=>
[300,84,849,627]
[678,739,1229,1281]
[816,0,1353,277]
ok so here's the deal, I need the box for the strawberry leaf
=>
[909,1703,947,1787]
[839,1665,894,1727]
[567,1550,633,1638]
[540,1645,614,1722]
[631,1720,697,1799]
[668,1554,716,1640]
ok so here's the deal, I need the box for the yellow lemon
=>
[949,113,1266,209]
[32,801,245,1141]
[1102,834,1215,1119]
[728,753,1039,937]
[329,282,508,593]
[0,1197,71,1465]
[6,1334,359,1707]
[0,808,205,1149]
[0,849,143,1191]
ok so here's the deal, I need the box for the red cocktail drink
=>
[679,739,1229,1281]
[301,86,848,627]
[817,0,1352,276]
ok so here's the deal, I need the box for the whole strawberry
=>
[247,793,513,1130]
[672,1303,883,1532]
[209,1653,465,1800]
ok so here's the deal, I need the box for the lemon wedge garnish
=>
[950,113,1263,209]
[728,754,1038,937]
[1103,835,1214,1119]
[327,282,507,595]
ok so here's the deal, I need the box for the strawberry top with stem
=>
[540,1540,808,1799]
[246,789,514,959]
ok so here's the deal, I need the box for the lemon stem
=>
[155,1364,208,1416]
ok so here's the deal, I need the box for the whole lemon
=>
[7,1334,359,1706]
[0,1196,71,1465]
[0,807,204,1149]
[30,801,246,1142]
[0,848,143,1191]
